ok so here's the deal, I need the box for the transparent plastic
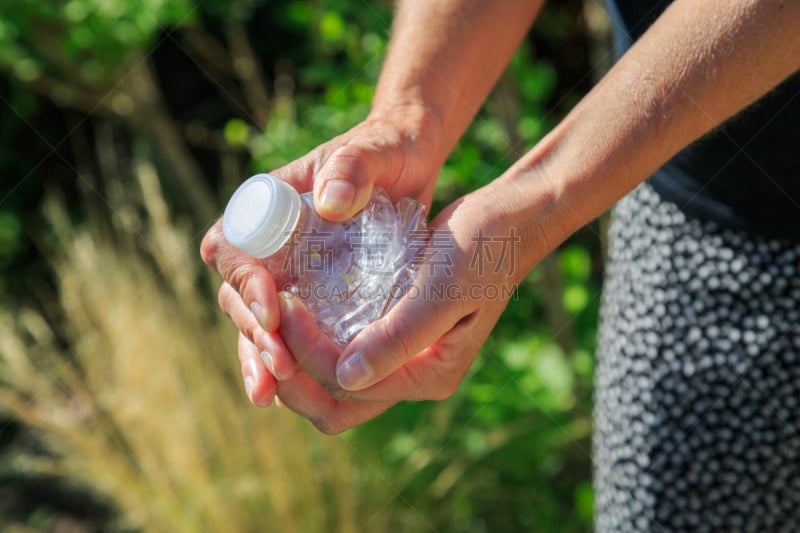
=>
[223,174,428,347]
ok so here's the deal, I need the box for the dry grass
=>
[0,160,390,532]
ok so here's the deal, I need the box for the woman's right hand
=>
[200,105,444,406]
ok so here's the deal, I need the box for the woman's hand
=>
[200,106,444,406]
[201,0,544,410]
[265,178,558,433]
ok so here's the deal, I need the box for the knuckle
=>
[386,139,407,186]
[431,378,460,401]
[241,319,260,346]
[272,160,312,191]
[218,283,259,342]
[328,142,378,184]
[228,263,259,298]
[200,223,224,269]
[425,359,467,401]
[333,142,371,166]
[204,236,267,301]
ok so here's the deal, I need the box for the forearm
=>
[370,0,544,163]
[494,0,800,271]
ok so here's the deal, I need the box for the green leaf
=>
[501,340,534,371]
[473,118,509,152]
[562,283,589,314]
[12,57,39,82]
[360,32,383,55]
[285,1,311,27]
[224,119,249,146]
[0,211,22,256]
[64,0,90,23]
[519,61,557,103]
[574,482,594,523]
[384,432,417,461]
[320,11,346,44]
[572,349,595,378]
[559,245,591,281]
[533,343,575,410]
[352,82,374,104]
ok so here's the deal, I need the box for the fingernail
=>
[337,352,373,390]
[320,180,355,214]
[244,376,254,402]
[250,302,266,328]
[261,350,276,376]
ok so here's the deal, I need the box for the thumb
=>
[335,284,463,391]
[312,141,402,221]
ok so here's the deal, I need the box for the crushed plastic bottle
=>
[223,173,428,347]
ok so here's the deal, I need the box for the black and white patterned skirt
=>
[594,182,800,532]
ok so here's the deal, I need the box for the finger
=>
[219,282,298,380]
[258,329,299,381]
[270,153,321,193]
[218,281,265,348]
[202,220,280,332]
[312,141,405,221]
[275,371,395,435]
[277,291,341,391]
[337,313,482,402]
[238,332,276,407]
[269,136,355,194]
[335,270,466,392]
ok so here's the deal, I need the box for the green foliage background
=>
[0,1,608,531]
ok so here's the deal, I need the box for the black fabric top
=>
[606,0,800,239]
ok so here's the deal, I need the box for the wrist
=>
[367,100,447,166]
[479,160,573,282]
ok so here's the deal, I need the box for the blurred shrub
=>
[0,0,602,531]
[0,152,597,532]
[0,162,391,532]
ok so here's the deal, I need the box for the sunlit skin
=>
[201,0,800,434]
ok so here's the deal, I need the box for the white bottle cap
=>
[222,173,302,258]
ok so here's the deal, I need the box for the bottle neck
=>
[285,195,312,250]
[259,194,314,286]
